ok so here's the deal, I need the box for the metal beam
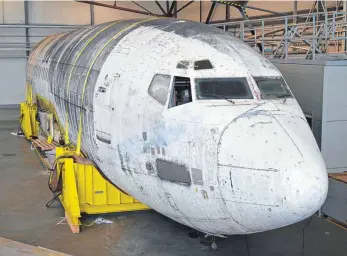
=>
[200,1,202,22]
[213,0,285,16]
[155,1,167,15]
[173,0,177,18]
[24,0,29,57]
[131,1,154,14]
[77,1,166,17]
[245,5,284,16]
[168,0,176,15]
[209,6,342,25]
[171,1,194,16]
[166,0,170,13]
[237,6,262,52]
[293,0,297,24]
[225,4,230,31]
[205,1,217,24]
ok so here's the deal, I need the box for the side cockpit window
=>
[254,76,293,99]
[148,74,171,105]
[169,76,192,108]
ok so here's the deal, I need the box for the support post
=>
[173,1,177,18]
[199,0,202,22]
[312,13,316,60]
[324,11,328,40]
[332,12,336,39]
[24,0,29,57]
[262,19,264,56]
[240,21,244,40]
[90,1,95,26]
[293,0,297,24]
[284,16,288,59]
[225,3,230,31]
[344,0,347,51]
[166,0,170,13]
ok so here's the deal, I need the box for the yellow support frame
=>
[20,85,150,234]
[19,84,39,139]
[55,147,149,233]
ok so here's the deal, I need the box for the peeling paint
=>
[142,132,147,141]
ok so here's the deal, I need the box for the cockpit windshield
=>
[195,77,253,100]
[254,76,293,99]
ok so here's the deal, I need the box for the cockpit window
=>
[194,60,213,70]
[148,74,171,105]
[195,77,253,100]
[169,76,192,108]
[254,76,293,99]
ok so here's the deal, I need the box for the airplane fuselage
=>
[27,18,328,236]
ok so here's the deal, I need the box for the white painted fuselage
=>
[28,19,328,236]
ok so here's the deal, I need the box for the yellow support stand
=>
[20,85,149,234]
[19,84,39,139]
[55,147,149,233]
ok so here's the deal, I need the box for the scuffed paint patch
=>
[249,121,272,128]
[191,168,203,185]
[142,132,147,141]
[201,190,208,199]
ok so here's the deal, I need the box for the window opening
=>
[170,76,192,107]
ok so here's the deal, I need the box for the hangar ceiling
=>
[76,0,343,24]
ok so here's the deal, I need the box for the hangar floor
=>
[0,108,346,256]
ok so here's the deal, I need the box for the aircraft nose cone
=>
[286,165,328,218]
[217,108,328,234]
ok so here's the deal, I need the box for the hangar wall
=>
[0,0,333,105]
[0,0,143,106]
[271,60,324,147]
[272,59,347,174]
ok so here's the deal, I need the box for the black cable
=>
[17,114,25,135]
[45,192,62,208]
[301,216,313,256]
[244,235,250,256]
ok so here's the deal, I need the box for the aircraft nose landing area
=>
[217,108,329,234]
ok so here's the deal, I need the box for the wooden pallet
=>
[325,217,347,231]
[329,173,347,184]
[32,137,59,151]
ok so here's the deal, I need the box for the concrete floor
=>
[0,108,347,256]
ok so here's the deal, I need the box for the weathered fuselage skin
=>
[27,18,328,236]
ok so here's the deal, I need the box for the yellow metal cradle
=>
[20,84,149,233]
[54,147,149,233]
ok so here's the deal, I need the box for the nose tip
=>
[286,166,328,218]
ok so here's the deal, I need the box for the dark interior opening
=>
[305,115,313,129]
[170,76,192,107]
